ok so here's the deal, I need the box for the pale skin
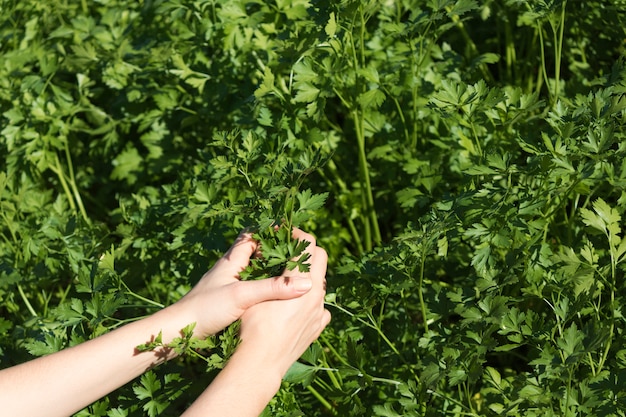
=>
[0,228,331,417]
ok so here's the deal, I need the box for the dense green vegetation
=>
[2,0,626,415]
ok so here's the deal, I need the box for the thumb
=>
[233,276,312,309]
[220,233,258,273]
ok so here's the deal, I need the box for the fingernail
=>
[292,277,313,292]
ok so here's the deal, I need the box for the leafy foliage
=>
[2,0,626,415]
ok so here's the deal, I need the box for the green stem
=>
[427,389,479,416]
[119,280,165,309]
[322,161,364,255]
[306,385,337,415]
[446,6,494,84]
[63,142,90,225]
[106,314,151,330]
[468,119,483,158]
[320,333,350,368]
[1,211,18,244]
[347,6,382,250]
[18,284,38,317]
[318,346,343,390]
[537,24,552,104]
[328,302,415,377]
[552,1,567,102]
[596,232,616,373]
[504,10,516,84]
[384,89,411,146]
[50,154,77,213]
[354,110,382,249]
[564,369,573,414]
[417,257,429,332]
[50,151,90,225]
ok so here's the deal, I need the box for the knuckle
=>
[230,280,248,299]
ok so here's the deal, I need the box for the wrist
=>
[181,336,283,416]
[137,304,195,357]
[230,339,284,389]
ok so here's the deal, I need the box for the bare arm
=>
[0,232,317,417]
[0,304,192,417]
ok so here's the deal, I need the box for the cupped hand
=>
[237,229,331,378]
[172,230,314,339]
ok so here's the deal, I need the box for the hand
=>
[171,231,314,339]
[237,229,331,378]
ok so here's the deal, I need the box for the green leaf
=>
[24,333,66,357]
[283,361,318,386]
[110,145,142,184]
[296,189,328,212]
[99,246,115,273]
[293,82,320,103]
[557,323,585,361]
[359,88,386,109]
[581,198,622,245]
[446,0,479,17]
[325,11,337,37]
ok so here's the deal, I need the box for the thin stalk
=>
[320,354,342,390]
[322,160,365,255]
[1,211,18,243]
[417,257,429,332]
[537,24,552,104]
[427,389,480,416]
[464,381,472,412]
[563,369,573,414]
[468,119,483,157]
[18,284,38,317]
[399,288,411,351]
[409,17,435,148]
[383,89,411,146]
[348,6,382,250]
[552,1,567,102]
[50,154,77,213]
[320,333,350,368]
[504,10,516,84]
[587,350,597,378]
[63,142,90,225]
[56,281,73,307]
[358,5,366,68]
[347,25,373,252]
[106,314,151,330]
[328,301,418,381]
[119,280,165,309]
[368,375,402,385]
[596,234,617,373]
[306,385,337,415]
[126,291,165,309]
[365,311,403,359]
[354,111,381,249]
[445,6,494,84]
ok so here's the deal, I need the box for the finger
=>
[291,228,316,246]
[231,275,313,310]
[221,232,258,274]
[291,228,317,260]
[309,247,328,289]
[322,309,332,328]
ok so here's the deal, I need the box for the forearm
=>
[0,304,192,417]
[181,340,284,417]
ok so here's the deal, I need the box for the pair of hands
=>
[173,228,331,376]
[0,227,328,417]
